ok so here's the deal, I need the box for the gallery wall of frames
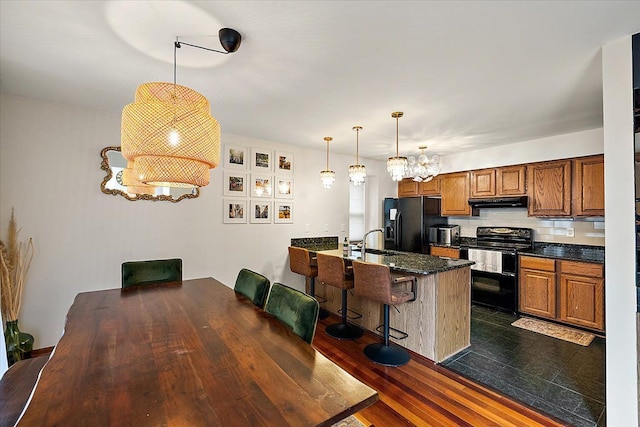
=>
[222,145,295,224]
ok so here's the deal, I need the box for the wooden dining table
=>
[14,277,377,426]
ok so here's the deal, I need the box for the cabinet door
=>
[440,172,472,216]
[430,246,460,259]
[398,178,418,197]
[419,176,440,195]
[497,165,526,196]
[470,169,496,197]
[558,260,605,331]
[527,159,572,216]
[519,268,557,319]
[572,155,604,217]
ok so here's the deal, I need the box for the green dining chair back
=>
[121,258,182,289]
[264,282,319,344]
[234,268,270,308]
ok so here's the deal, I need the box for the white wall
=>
[0,93,390,347]
[602,35,639,426]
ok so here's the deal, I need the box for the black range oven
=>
[460,227,533,313]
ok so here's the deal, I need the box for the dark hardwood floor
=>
[313,314,568,427]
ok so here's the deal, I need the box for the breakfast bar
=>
[298,241,474,363]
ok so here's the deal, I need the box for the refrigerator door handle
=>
[396,211,402,249]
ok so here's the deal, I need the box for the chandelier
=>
[348,126,366,186]
[406,146,442,182]
[121,29,242,188]
[386,112,408,181]
[320,137,336,189]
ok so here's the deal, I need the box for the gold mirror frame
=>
[100,146,200,202]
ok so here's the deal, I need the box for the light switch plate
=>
[324,224,329,232]
[340,224,345,232]
[566,228,575,237]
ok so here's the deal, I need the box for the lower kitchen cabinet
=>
[518,255,605,332]
[519,256,557,319]
[558,260,605,331]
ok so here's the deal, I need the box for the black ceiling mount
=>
[219,28,242,53]
[174,28,242,55]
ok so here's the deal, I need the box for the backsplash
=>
[447,208,604,247]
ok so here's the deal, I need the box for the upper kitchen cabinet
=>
[470,165,526,198]
[440,172,474,216]
[497,165,527,196]
[572,155,604,217]
[527,159,572,216]
[398,178,419,197]
[418,175,441,196]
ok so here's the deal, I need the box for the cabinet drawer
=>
[520,256,555,272]
[559,261,603,278]
[430,246,460,259]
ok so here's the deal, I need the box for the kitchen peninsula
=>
[292,238,474,363]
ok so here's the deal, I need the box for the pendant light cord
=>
[356,128,360,164]
[395,116,399,157]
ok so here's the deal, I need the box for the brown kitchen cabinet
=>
[430,246,460,259]
[470,165,526,198]
[572,155,604,217]
[519,256,557,319]
[527,159,572,216]
[398,178,418,197]
[418,175,440,195]
[440,172,474,216]
[558,260,605,331]
[497,165,527,196]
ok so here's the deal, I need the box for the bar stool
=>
[352,260,417,367]
[288,246,329,319]
[316,253,363,340]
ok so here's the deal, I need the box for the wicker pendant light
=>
[122,161,156,196]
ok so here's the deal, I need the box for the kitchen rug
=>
[512,317,595,346]
[331,415,366,427]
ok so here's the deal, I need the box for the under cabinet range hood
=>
[468,196,528,209]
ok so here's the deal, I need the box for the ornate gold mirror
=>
[100,147,200,202]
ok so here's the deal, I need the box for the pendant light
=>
[348,126,367,186]
[386,111,408,181]
[121,29,242,188]
[320,137,336,189]
[406,146,442,182]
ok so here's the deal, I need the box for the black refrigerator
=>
[384,196,443,253]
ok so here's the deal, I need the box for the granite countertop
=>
[521,243,605,264]
[316,248,474,276]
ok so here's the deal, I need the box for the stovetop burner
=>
[464,226,534,252]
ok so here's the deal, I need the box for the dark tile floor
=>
[442,305,606,427]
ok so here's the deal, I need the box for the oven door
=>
[470,270,517,313]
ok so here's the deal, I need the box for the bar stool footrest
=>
[338,308,363,320]
[375,324,408,340]
[326,322,364,340]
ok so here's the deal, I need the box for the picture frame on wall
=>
[275,177,294,199]
[250,173,273,198]
[223,171,248,197]
[274,201,293,224]
[224,145,248,169]
[224,199,247,224]
[275,150,294,174]
[250,147,273,172]
[250,200,272,224]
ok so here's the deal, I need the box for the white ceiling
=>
[1,1,639,161]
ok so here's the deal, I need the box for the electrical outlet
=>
[324,224,329,232]
[340,224,345,232]
[304,224,310,233]
[566,228,575,237]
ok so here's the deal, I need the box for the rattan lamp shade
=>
[121,82,220,188]
[122,161,156,196]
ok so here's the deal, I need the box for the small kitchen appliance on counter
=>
[428,224,460,246]
[459,226,533,313]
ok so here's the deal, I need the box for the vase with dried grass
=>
[0,208,34,365]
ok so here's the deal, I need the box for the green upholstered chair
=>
[233,268,270,308]
[264,282,319,345]
[121,258,182,289]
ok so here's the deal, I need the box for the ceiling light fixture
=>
[121,29,241,188]
[320,137,336,189]
[406,146,442,182]
[348,126,367,186]
[387,111,408,182]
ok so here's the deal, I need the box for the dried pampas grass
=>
[0,208,34,322]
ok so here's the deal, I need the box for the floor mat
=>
[512,317,595,346]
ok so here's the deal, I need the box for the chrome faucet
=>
[362,228,383,257]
